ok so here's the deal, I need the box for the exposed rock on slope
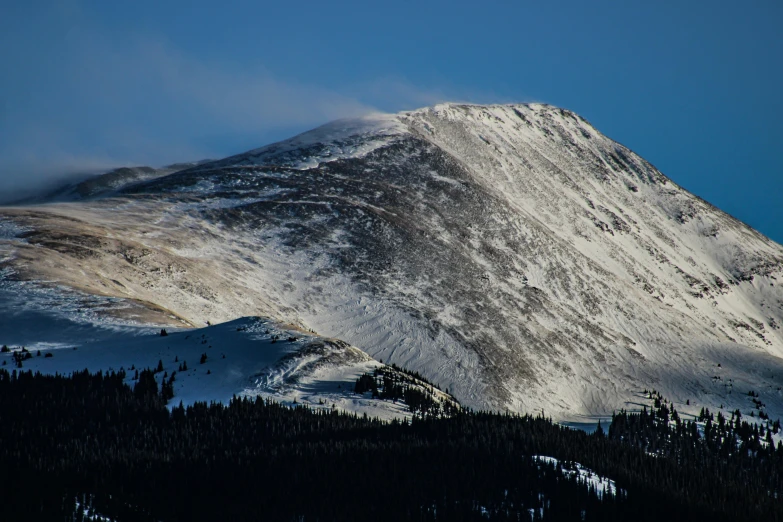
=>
[1,103,782,420]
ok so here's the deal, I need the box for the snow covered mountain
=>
[1,103,782,422]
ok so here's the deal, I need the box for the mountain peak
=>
[1,101,782,421]
[194,102,595,172]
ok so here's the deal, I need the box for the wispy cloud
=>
[0,6,496,199]
[130,38,377,131]
[1,33,377,169]
[0,36,430,197]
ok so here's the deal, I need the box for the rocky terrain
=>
[2,103,782,422]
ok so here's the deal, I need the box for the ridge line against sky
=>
[0,0,781,243]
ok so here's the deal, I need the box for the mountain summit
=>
[1,103,782,420]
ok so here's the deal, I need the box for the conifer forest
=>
[1,368,782,521]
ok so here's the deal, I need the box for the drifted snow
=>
[0,103,782,424]
[0,313,434,420]
[199,113,408,170]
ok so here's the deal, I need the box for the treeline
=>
[1,369,782,521]
[609,388,783,511]
[354,363,459,417]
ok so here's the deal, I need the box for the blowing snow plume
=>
[1,103,782,423]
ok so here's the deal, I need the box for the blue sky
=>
[1,1,781,242]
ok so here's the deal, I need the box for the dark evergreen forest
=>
[1,368,781,521]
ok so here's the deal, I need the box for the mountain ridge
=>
[1,102,781,421]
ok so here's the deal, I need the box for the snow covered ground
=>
[534,456,621,499]
[0,300,444,420]
[1,102,781,424]
[199,113,408,171]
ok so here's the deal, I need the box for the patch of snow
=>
[534,456,621,499]
[202,113,408,170]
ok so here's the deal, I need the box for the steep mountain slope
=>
[1,103,782,421]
